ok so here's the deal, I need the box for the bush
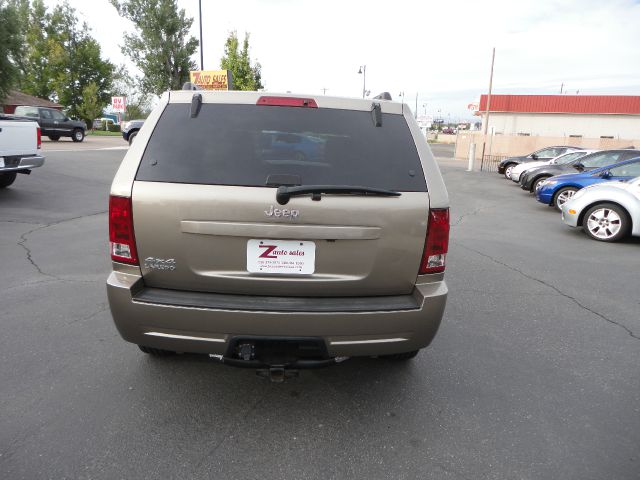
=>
[107,123,121,133]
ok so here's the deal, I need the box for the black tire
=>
[503,163,516,180]
[72,128,85,142]
[380,350,420,360]
[531,175,550,193]
[128,131,138,145]
[582,203,631,242]
[138,345,175,356]
[0,172,17,189]
[48,135,60,141]
[553,186,579,210]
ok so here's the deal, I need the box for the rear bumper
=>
[106,271,447,357]
[0,155,45,172]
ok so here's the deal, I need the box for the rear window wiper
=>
[276,184,401,205]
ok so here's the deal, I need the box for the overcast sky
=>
[44,0,640,120]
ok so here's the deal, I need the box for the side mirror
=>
[574,162,584,171]
[531,154,538,160]
[600,170,611,179]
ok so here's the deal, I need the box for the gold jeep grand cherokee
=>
[107,88,449,378]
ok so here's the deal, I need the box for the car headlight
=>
[121,121,130,131]
[541,180,558,187]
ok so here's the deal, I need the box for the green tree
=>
[220,31,263,91]
[0,0,25,101]
[109,0,198,96]
[47,3,115,118]
[16,1,115,116]
[19,0,57,99]
[77,81,104,128]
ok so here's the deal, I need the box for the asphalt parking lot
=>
[1,143,639,479]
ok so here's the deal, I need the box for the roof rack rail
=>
[182,82,201,91]
[373,92,392,100]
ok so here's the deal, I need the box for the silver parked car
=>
[106,88,450,377]
[561,176,640,242]
[509,150,595,183]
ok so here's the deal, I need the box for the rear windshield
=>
[136,103,427,191]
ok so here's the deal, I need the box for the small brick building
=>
[1,90,62,114]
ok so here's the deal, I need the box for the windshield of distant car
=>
[555,152,585,164]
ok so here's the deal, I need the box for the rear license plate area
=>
[247,239,315,274]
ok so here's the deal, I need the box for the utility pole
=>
[321,87,328,95]
[560,82,564,94]
[358,65,367,98]
[198,0,204,70]
[480,47,496,165]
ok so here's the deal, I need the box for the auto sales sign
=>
[189,70,233,90]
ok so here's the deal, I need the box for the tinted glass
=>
[580,151,625,168]
[40,109,52,119]
[136,104,427,191]
[609,161,640,177]
[555,152,583,164]
[51,110,65,120]
[536,147,563,157]
[621,151,640,161]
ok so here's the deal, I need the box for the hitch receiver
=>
[256,367,299,383]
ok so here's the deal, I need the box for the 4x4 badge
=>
[144,257,176,271]
[264,205,299,220]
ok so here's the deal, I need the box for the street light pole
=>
[198,0,204,70]
[358,65,366,98]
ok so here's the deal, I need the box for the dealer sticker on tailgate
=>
[247,239,315,274]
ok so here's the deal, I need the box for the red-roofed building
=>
[477,94,640,140]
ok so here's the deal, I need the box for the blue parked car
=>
[536,157,640,210]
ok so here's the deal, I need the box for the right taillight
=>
[37,127,41,149]
[109,195,138,264]
[419,208,450,274]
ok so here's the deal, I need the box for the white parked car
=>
[561,176,640,242]
[510,150,595,182]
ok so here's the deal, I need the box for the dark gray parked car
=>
[13,106,85,142]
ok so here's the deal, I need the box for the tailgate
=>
[133,182,429,296]
[0,120,37,157]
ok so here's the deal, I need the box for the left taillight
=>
[419,208,450,274]
[109,195,138,264]
[37,127,41,149]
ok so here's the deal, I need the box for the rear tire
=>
[380,350,420,360]
[583,203,631,242]
[48,135,60,141]
[553,186,578,210]
[128,131,138,145]
[0,172,17,188]
[504,164,515,179]
[72,128,85,142]
[138,345,175,356]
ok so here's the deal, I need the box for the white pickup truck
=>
[0,114,45,188]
